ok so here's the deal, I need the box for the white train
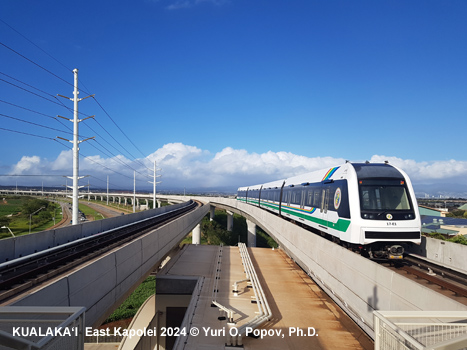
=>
[237,162,421,259]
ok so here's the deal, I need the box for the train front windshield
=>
[359,179,415,220]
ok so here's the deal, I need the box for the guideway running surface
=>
[159,245,373,349]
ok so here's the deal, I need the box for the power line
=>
[0,18,72,73]
[1,97,146,178]
[0,73,93,120]
[0,174,70,177]
[0,112,73,135]
[93,96,147,159]
[0,41,73,88]
[90,116,149,171]
[1,23,151,185]
[0,99,72,132]
[0,128,143,185]
[0,77,70,109]
[1,40,148,166]
[1,71,58,100]
[0,126,57,141]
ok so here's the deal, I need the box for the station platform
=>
[158,244,373,349]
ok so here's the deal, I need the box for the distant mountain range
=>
[413,183,467,199]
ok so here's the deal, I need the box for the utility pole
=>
[133,171,136,213]
[57,68,95,225]
[148,160,162,209]
[107,175,109,206]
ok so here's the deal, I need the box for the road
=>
[46,200,126,230]
[83,201,127,219]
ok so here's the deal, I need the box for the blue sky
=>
[1,0,466,194]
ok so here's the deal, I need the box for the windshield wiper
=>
[377,210,392,217]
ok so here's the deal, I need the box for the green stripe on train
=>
[237,198,350,233]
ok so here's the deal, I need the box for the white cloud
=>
[369,155,467,181]
[4,143,467,195]
[11,156,41,174]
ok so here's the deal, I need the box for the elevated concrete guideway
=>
[1,201,210,328]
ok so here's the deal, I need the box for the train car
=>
[237,162,421,259]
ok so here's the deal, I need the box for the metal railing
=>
[230,243,272,346]
[172,276,205,350]
[0,306,85,350]
[374,311,467,350]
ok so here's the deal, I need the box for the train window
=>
[324,189,329,213]
[300,190,306,209]
[294,190,301,205]
[314,190,321,207]
[307,190,313,206]
[359,181,412,211]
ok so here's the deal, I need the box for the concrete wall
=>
[8,203,210,327]
[186,196,467,338]
[0,202,189,263]
[406,236,467,273]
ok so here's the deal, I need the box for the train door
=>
[320,187,330,227]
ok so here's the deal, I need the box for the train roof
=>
[261,178,286,189]
[284,163,350,187]
[237,162,405,191]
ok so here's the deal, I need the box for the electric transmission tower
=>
[57,69,94,225]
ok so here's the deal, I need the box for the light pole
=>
[29,206,45,234]
[1,226,15,238]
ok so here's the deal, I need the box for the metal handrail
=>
[233,243,272,346]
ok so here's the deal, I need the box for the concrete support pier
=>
[192,224,201,245]
[209,206,215,221]
[247,219,256,247]
[226,210,233,231]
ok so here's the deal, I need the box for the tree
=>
[22,198,49,215]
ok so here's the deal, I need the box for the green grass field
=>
[0,197,63,239]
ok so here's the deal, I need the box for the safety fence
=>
[374,311,467,350]
[0,306,85,350]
